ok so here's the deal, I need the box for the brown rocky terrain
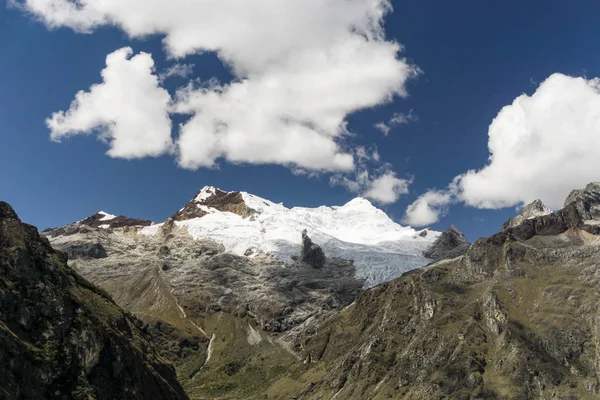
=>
[0,202,187,400]
[44,211,363,399]
[171,186,257,221]
[34,182,600,399]
[423,225,471,261]
[275,183,600,399]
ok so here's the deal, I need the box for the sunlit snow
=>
[141,187,440,287]
[98,211,117,221]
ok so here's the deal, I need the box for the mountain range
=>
[58,186,455,288]
[3,183,600,399]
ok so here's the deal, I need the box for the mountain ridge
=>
[0,202,188,400]
[52,185,447,287]
[12,182,600,399]
[278,182,600,399]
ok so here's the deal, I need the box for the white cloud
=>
[458,73,600,210]
[330,146,410,205]
[390,110,418,125]
[17,0,418,174]
[374,122,391,136]
[331,169,411,205]
[403,189,453,227]
[404,73,600,224]
[363,172,410,204]
[47,47,173,159]
[159,63,194,82]
[375,109,418,136]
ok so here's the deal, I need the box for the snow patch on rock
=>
[98,211,117,221]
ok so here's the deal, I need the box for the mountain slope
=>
[0,202,188,400]
[268,183,600,399]
[29,183,600,399]
[44,211,363,399]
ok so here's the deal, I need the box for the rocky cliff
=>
[0,202,188,400]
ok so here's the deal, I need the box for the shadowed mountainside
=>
[0,202,188,400]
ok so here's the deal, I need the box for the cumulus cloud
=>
[403,189,454,226]
[458,73,600,210]
[16,0,418,174]
[330,147,411,205]
[363,172,411,204]
[404,73,600,225]
[375,109,418,136]
[331,170,411,205]
[47,47,173,158]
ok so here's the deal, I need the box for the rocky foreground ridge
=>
[0,202,187,400]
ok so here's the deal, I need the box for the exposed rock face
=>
[62,242,108,259]
[44,212,153,238]
[564,182,600,221]
[423,225,470,261]
[44,217,363,399]
[0,202,187,400]
[301,230,325,268]
[503,199,553,230]
[16,182,600,399]
[80,212,153,229]
[172,186,257,221]
[273,184,600,399]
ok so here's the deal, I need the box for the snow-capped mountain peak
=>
[98,211,117,221]
[194,186,224,202]
[340,196,375,209]
[142,186,441,287]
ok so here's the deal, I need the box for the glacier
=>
[141,186,440,287]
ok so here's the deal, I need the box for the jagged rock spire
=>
[301,229,325,268]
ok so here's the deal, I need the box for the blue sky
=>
[2,0,600,241]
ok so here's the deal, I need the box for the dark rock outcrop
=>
[0,202,188,400]
[301,230,326,268]
[502,199,552,230]
[423,225,470,261]
[63,242,108,259]
[564,182,600,221]
[80,213,153,229]
[44,213,153,238]
[172,187,257,221]
[493,183,600,242]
